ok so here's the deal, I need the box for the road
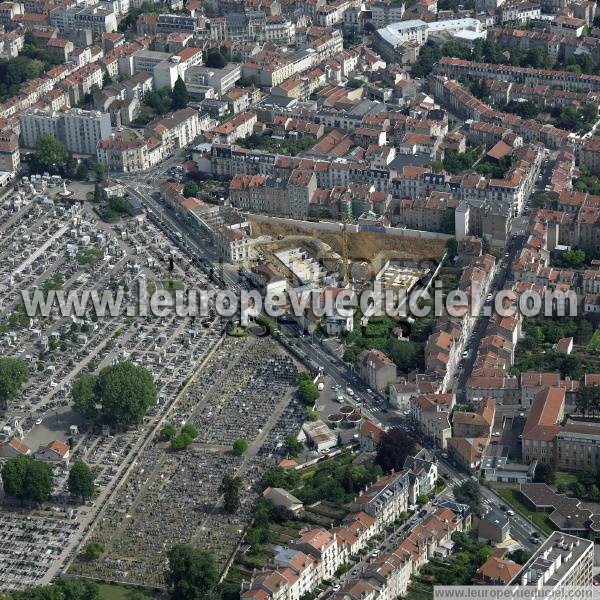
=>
[116,161,547,558]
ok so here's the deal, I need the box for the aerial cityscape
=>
[0,0,599,598]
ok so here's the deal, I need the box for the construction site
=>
[248,216,447,288]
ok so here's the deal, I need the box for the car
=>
[530,536,540,544]
[500,505,507,511]
[441,452,448,459]
[462,351,468,358]
[346,388,354,396]
[332,584,341,591]
[506,509,515,516]
[418,509,427,518]
[35,417,43,425]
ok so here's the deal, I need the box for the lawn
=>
[161,279,185,293]
[555,471,577,489]
[97,582,156,599]
[589,328,600,349]
[496,488,553,534]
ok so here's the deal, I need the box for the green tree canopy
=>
[68,461,95,502]
[172,76,189,110]
[1,455,53,503]
[454,479,483,516]
[10,577,100,600]
[71,361,156,427]
[0,356,29,410]
[33,134,68,174]
[83,541,104,560]
[533,463,555,484]
[166,544,218,600]
[71,374,98,420]
[205,50,226,69]
[284,433,303,458]
[183,180,198,198]
[375,427,416,473]
[232,438,249,455]
[220,473,241,513]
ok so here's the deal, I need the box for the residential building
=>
[452,397,495,439]
[474,556,522,585]
[478,509,509,543]
[357,349,396,393]
[510,532,593,586]
[349,470,410,531]
[521,386,565,465]
[20,108,112,155]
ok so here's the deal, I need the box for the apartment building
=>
[20,108,112,155]
[410,394,455,449]
[208,111,257,144]
[510,532,593,588]
[97,137,159,172]
[145,107,201,153]
[49,5,117,34]
[435,56,600,92]
[185,64,241,96]
[214,224,252,262]
[521,386,565,465]
[452,397,495,439]
[349,471,410,531]
[579,137,600,175]
[357,349,396,392]
[374,20,428,63]
[292,528,343,581]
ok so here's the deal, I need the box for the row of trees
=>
[2,456,95,504]
[0,356,29,411]
[71,361,157,427]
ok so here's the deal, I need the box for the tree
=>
[232,438,249,455]
[172,76,189,110]
[83,541,104,560]
[94,162,106,183]
[507,549,532,564]
[183,180,198,198]
[161,424,177,440]
[32,133,67,174]
[205,50,226,69]
[220,474,241,513]
[68,461,95,502]
[533,463,555,485]
[375,427,416,473]
[1,455,52,504]
[347,78,364,89]
[0,356,29,410]
[166,544,218,600]
[75,162,88,181]
[64,153,77,179]
[454,480,483,516]
[171,423,198,450]
[298,378,319,406]
[71,374,98,420]
[446,237,458,258]
[284,433,303,458]
[11,578,100,600]
[95,361,157,427]
[1,454,28,499]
